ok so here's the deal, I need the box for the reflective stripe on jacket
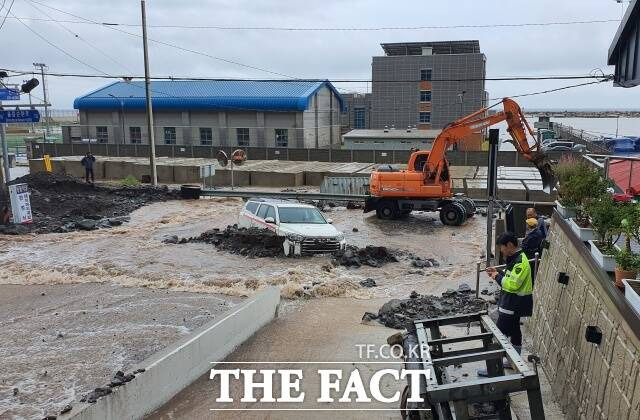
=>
[496,250,533,317]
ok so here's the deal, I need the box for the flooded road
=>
[1,197,491,419]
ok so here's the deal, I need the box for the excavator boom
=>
[425,98,556,192]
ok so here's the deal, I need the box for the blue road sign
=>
[0,88,20,101]
[0,109,40,123]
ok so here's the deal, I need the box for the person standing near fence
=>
[80,152,96,184]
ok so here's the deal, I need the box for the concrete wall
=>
[31,142,581,168]
[62,287,280,420]
[371,53,486,129]
[529,213,640,419]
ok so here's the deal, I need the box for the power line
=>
[27,0,297,79]
[23,0,133,74]
[7,11,111,76]
[0,68,615,83]
[0,0,15,30]
[0,15,622,31]
[491,78,611,101]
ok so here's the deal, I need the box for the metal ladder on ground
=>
[402,311,545,420]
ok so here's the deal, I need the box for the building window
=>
[420,90,432,102]
[164,127,176,145]
[200,127,213,145]
[419,112,431,123]
[275,129,288,147]
[129,127,141,144]
[353,107,365,129]
[420,69,433,81]
[237,128,250,146]
[96,126,108,143]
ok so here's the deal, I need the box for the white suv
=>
[238,198,346,256]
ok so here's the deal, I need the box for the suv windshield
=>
[278,207,327,224]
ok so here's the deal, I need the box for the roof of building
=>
[343,129,441,139]
[73,80,345,112]
[380,41,481,56]
[608,0,639,87]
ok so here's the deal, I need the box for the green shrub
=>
[554,155,589,184]
[559,166,612,225]
[615,248,640,271]
[120,175,140,186]
[586,194,624,252]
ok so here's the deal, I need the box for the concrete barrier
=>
[208,169,251,187]
[62,286,280,420]
[250,171,304,187]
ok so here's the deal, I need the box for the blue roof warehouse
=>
[67,79,344,149]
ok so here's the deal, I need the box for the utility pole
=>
[141,0,157,185]
[0,100,9,187]
[33,63,49,142]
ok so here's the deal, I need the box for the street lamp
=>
[0,75,40,186]
[108,93,125,144]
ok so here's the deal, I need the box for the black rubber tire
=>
[458,197,476,218]
[439,202,467,226]
[376,200,399,220]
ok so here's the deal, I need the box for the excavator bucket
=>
[529,152,557,194]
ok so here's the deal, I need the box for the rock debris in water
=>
[0,172,178,234]
[369,284,489,330]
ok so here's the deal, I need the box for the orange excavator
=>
[364,98,556,224]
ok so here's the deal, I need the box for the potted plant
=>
[586,194,624,272]
[615,249,638,289]
[554,156,591,219]
[563,169,610,241]
[616,205,640,289]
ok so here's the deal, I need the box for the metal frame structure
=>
[411,312,544,420]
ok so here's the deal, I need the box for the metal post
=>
[486,129,499,266]
[25,84,35,133]
[476,261,481,298]
[33,63,49,142]
[231,162,234,190]
[0,118,9,187]
[141,0,157,186]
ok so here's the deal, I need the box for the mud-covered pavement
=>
[1,193,491,419]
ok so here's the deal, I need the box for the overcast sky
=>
[0,0,637,109]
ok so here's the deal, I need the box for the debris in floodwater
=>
[179,225,439,270]
[331,245,399,268]
[0,172,177,235]
[183,225,285,258]
[359,278,377,288]
[368,288,489,330]
[60,404,72,414]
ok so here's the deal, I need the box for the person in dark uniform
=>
[522,218,544,259]
[81,152,96,183]
[478,232,533,376]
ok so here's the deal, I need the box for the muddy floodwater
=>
[0,197,491,419]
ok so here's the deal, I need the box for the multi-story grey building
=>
[67,80,344,148]
[342,40,487,150]
[340,93,373,133]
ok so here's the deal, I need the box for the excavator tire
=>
[458,197,476,218]
[376,200,399,220]
[440,202,467,226]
